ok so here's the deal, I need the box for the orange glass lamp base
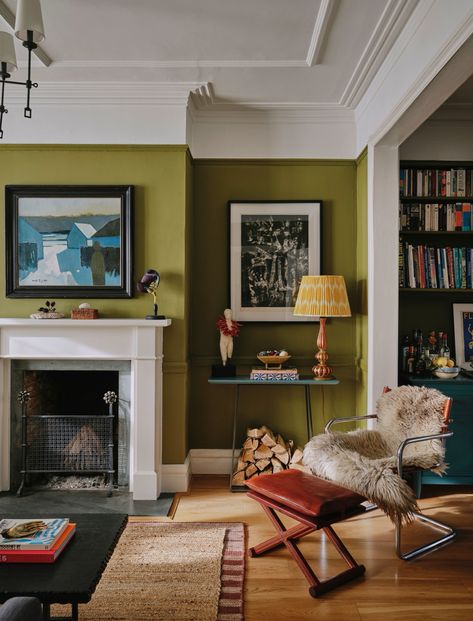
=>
[312,317,333,380]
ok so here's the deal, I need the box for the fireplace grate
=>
[17,390,117,496]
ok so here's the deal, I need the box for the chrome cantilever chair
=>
[324,386,455,560]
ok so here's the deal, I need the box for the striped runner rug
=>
[52,521,245,621]
[218,523,245,621]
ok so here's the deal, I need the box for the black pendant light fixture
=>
[0,0,45,138]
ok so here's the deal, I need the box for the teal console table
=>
[406,375,473,487]
[208,375,339,490]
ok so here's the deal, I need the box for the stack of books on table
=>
[0,518,75,563]
[250,368,299,381]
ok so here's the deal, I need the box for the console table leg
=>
[230,385,240,491]
[305,385,313,439]
[43,603,50,621]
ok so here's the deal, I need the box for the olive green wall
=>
[355,149,368,416]
[0,145,189,464]
[190,159,358,450]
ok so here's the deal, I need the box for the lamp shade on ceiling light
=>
[293,275,351,318]
[15,0,45,43]
[0,32,18,72]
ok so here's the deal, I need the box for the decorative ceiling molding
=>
[188,90,354,125]
[51,59,308,69]
[5,81,210,106]
[306,0,335,67]
[0,0,52,67]
[339,0,417,107]
[356,3,473,151]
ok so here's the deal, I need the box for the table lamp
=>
[293,275,351,379]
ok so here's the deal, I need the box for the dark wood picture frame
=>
[5,185,134,299]
[229,200,322,322]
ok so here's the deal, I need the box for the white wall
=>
[400,119,473,160]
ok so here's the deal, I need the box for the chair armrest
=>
[0,598,42,621]
[324,414,377,433]
[397,431,453,478]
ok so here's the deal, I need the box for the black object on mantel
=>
[137,269,166,320]
[212,364,236,378]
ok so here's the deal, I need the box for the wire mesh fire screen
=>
[17,390,117,496]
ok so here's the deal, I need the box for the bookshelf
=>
[399,162,473,489]
[399,161,473,354]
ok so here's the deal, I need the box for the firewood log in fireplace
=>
[232,426,308,486]
[64,425,104,470]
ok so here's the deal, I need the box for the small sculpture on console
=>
[212,308,241,377]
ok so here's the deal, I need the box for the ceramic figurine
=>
[216,308,241,366]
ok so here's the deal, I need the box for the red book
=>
[0,524,76,563]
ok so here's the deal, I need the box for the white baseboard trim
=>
[190,448,239,475]
[161,455,191,492]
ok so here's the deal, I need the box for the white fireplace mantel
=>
[0,318,171,500]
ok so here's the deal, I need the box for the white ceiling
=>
[1,0,419,108]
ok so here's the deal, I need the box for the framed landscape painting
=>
[5,185,133,298]
[229,201,322,321]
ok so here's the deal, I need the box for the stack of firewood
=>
[232,425,306,486]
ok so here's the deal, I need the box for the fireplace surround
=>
[0,318,171,500]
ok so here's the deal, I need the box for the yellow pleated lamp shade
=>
[293,275,351,317]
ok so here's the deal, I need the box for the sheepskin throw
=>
[303,385,448,523]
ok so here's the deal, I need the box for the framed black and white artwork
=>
[229,201,322,321]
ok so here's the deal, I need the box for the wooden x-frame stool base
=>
[246,470,367,598]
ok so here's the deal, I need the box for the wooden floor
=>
[163,476,473,621]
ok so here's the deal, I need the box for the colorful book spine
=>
[0,524,76,563]
[462,203,471,231]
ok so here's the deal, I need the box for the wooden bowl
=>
[257,354,291,369]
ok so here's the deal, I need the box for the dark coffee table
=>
[0,513,127,621]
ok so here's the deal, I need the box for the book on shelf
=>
[0,518,69,550]
[0,524,76,563]
[399,242,473,289]
[400,167,473,198]
[399,202,473,231]
[250,367,299,381]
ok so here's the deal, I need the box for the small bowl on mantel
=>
[433,367,460,380]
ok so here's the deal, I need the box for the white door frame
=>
[367,36,473,416]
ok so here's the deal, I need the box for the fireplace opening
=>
[10,366,129,493]
[23,370,119,417]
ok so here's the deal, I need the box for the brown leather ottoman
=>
[246,469,367,597]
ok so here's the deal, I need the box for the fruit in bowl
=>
[432,356,455,368]
[257,349,291,369]
[433,366,460,379]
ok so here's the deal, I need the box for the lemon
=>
[446,359,455,368]
[435,357,448,367]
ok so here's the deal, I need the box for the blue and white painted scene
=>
[18,197,122,287]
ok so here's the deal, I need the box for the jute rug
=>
[53,522,245,621]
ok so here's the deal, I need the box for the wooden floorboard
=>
[169,476,473,621]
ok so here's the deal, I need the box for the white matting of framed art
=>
[229,200,321,322]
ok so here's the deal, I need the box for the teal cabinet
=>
[407,375,473,485]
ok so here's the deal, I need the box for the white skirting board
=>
[189,449,240,475]
[161,455,191,492]
[161,450,240,493]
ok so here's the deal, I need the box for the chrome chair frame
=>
[324,397,456,560]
